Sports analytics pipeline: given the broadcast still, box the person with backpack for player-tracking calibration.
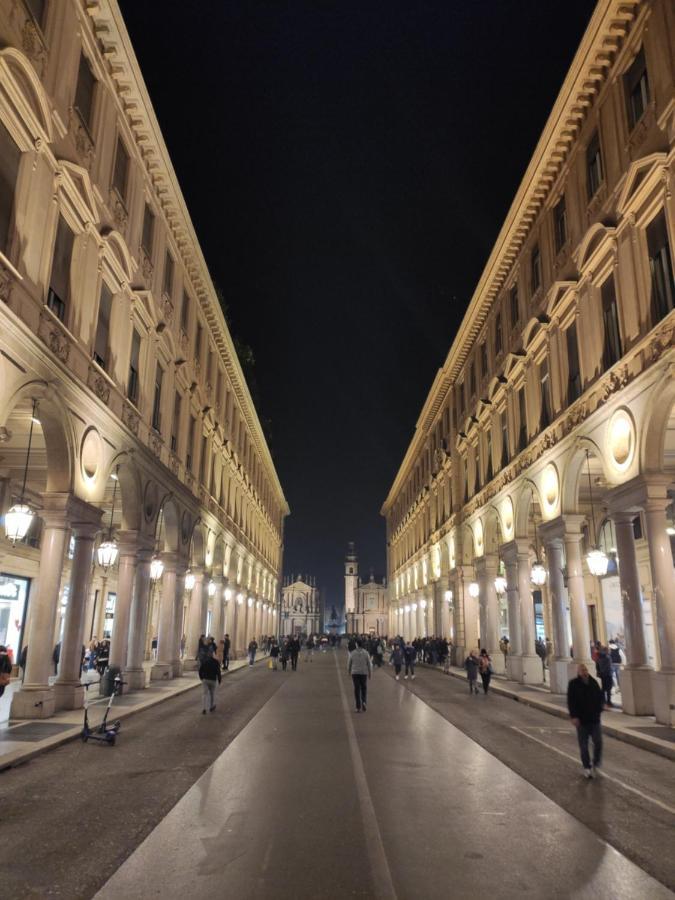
[595,646,614,707]
[464,650,480,695]
[478,648,493,694]
[248,638,258,667]
[198,650,221,714]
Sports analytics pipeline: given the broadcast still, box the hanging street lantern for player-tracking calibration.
[530,561,547,586]
[494,574,507,596]
[5,400,39,544]
[185,570,196,591]
[468,581,480,598]
[97,467,120,571]
[584,450,608,578]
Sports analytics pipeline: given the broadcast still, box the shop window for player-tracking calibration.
[566,321,582,403]
[531,244,542,295]
[47,215,74,324]
[625,47,650,131]
[480,342,488,381]
[601,275,622,369]
[540,358,552,429]
[141,203,154,257]
[0,120,21,255]
[128,328,141,406]
[151,362,163,432]
[510,285,519,329]
[518,386,528,452]
[93,282,113,369]
[103,592,116,639]
[0,574,31,659]
[554,194,567,252]
[112,135,129,203]
[647,212,674,325]
[25,0,46,28]
[74,53,96,135]
[180,290,190,334]
[586,131,604,199]
[187,415,196,472]
[171,390,181,452]
[501,409,509,468]
[495,310,503,355]
[485,427,493,482]
[162,249,174,298]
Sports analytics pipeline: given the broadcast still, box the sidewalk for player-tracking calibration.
[0,657,258,772]
[434,663,675,760]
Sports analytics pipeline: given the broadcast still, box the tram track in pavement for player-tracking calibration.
[378,661,675,892]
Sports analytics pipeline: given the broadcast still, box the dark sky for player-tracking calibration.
[118,0,595,611]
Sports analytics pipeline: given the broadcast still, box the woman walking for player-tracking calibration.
[198,650,221,714]
[270,640,280,670]
[403,641,416,680]
[479,648,493,695]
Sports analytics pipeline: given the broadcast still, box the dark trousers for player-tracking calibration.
[222,654,229,671]
[405,660,415,676]
[352,674,368,710]
[600,676,612,705]
[480,671,491,694]
[291,653,298,671]
[577,722,602,769]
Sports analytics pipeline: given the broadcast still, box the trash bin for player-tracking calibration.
[99,665,122,697]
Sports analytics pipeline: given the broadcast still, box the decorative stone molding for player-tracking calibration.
[38,308,71,364]
[20,16,47,76]
[168,452,180,476]
[161,294,173,326]
[149,430,162,458]
[87,364,111,404]
[626,102,656,159]
[68,107,94,170]
[586,182,607,223]
[112,197,128,231]
[0,264,12,303]
[140,248,153,281]
[122,401,139,435]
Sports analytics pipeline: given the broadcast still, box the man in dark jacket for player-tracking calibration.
[595,647,614,707]
[567,663,604,778]
[222,634,231,671]
[198,651,222,714]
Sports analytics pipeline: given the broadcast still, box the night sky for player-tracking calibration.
[118,0,595,612]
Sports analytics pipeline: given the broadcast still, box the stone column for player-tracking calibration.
[611,508,653,715]
[152,553,177,680]
[502,539,539,683]
[476,555,503,674]
[125,546,152,690]
[539,518,572,694]
[11,494,73,719]
[502,541,521,678]
[454,566,478,661]
[642,490,675,725]
[109,533,140,671]
[53,506,102,710]
[563,518,593,675]
[171,562,187,677]
[230,592,240,658]
[436,577,450,638]
[184,568,206,671]
[210,576,224,644]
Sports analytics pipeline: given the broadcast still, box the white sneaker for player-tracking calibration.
[583,768,593,779]
[395,675,399,680]
[411,675,415,680]
[404,675,408,680]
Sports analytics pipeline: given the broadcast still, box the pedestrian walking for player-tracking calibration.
[348,639,373,712]
[464,650,480,694]
[403,641,416,680]
[198,651,221,714]
[595,646,614,707]
[270,640,280,670]
[248,639,258,666]
[567,663,604,778]
[608,641,622,688]
[280,639,290,671]
[304,636,314,663]
[478,648,493,694]
[390,643,403,680]
[290,637,300,671]
[222,634,231,671]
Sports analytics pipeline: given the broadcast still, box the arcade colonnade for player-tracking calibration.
[383,0,675,726]
[0,2,287,719]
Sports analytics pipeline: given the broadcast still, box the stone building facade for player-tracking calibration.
[382,0,675,725]
[0,0,288,719]
[280,575,320,637]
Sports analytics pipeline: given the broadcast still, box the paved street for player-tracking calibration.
[2,651,673,900]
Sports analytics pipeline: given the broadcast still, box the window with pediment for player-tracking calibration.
[625,47,650,131]
[48,215,74,324]
[601,275,622,369]
[647,212,674,326]
[74,53,96,135]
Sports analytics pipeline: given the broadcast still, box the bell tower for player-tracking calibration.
[345,542,358,631]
